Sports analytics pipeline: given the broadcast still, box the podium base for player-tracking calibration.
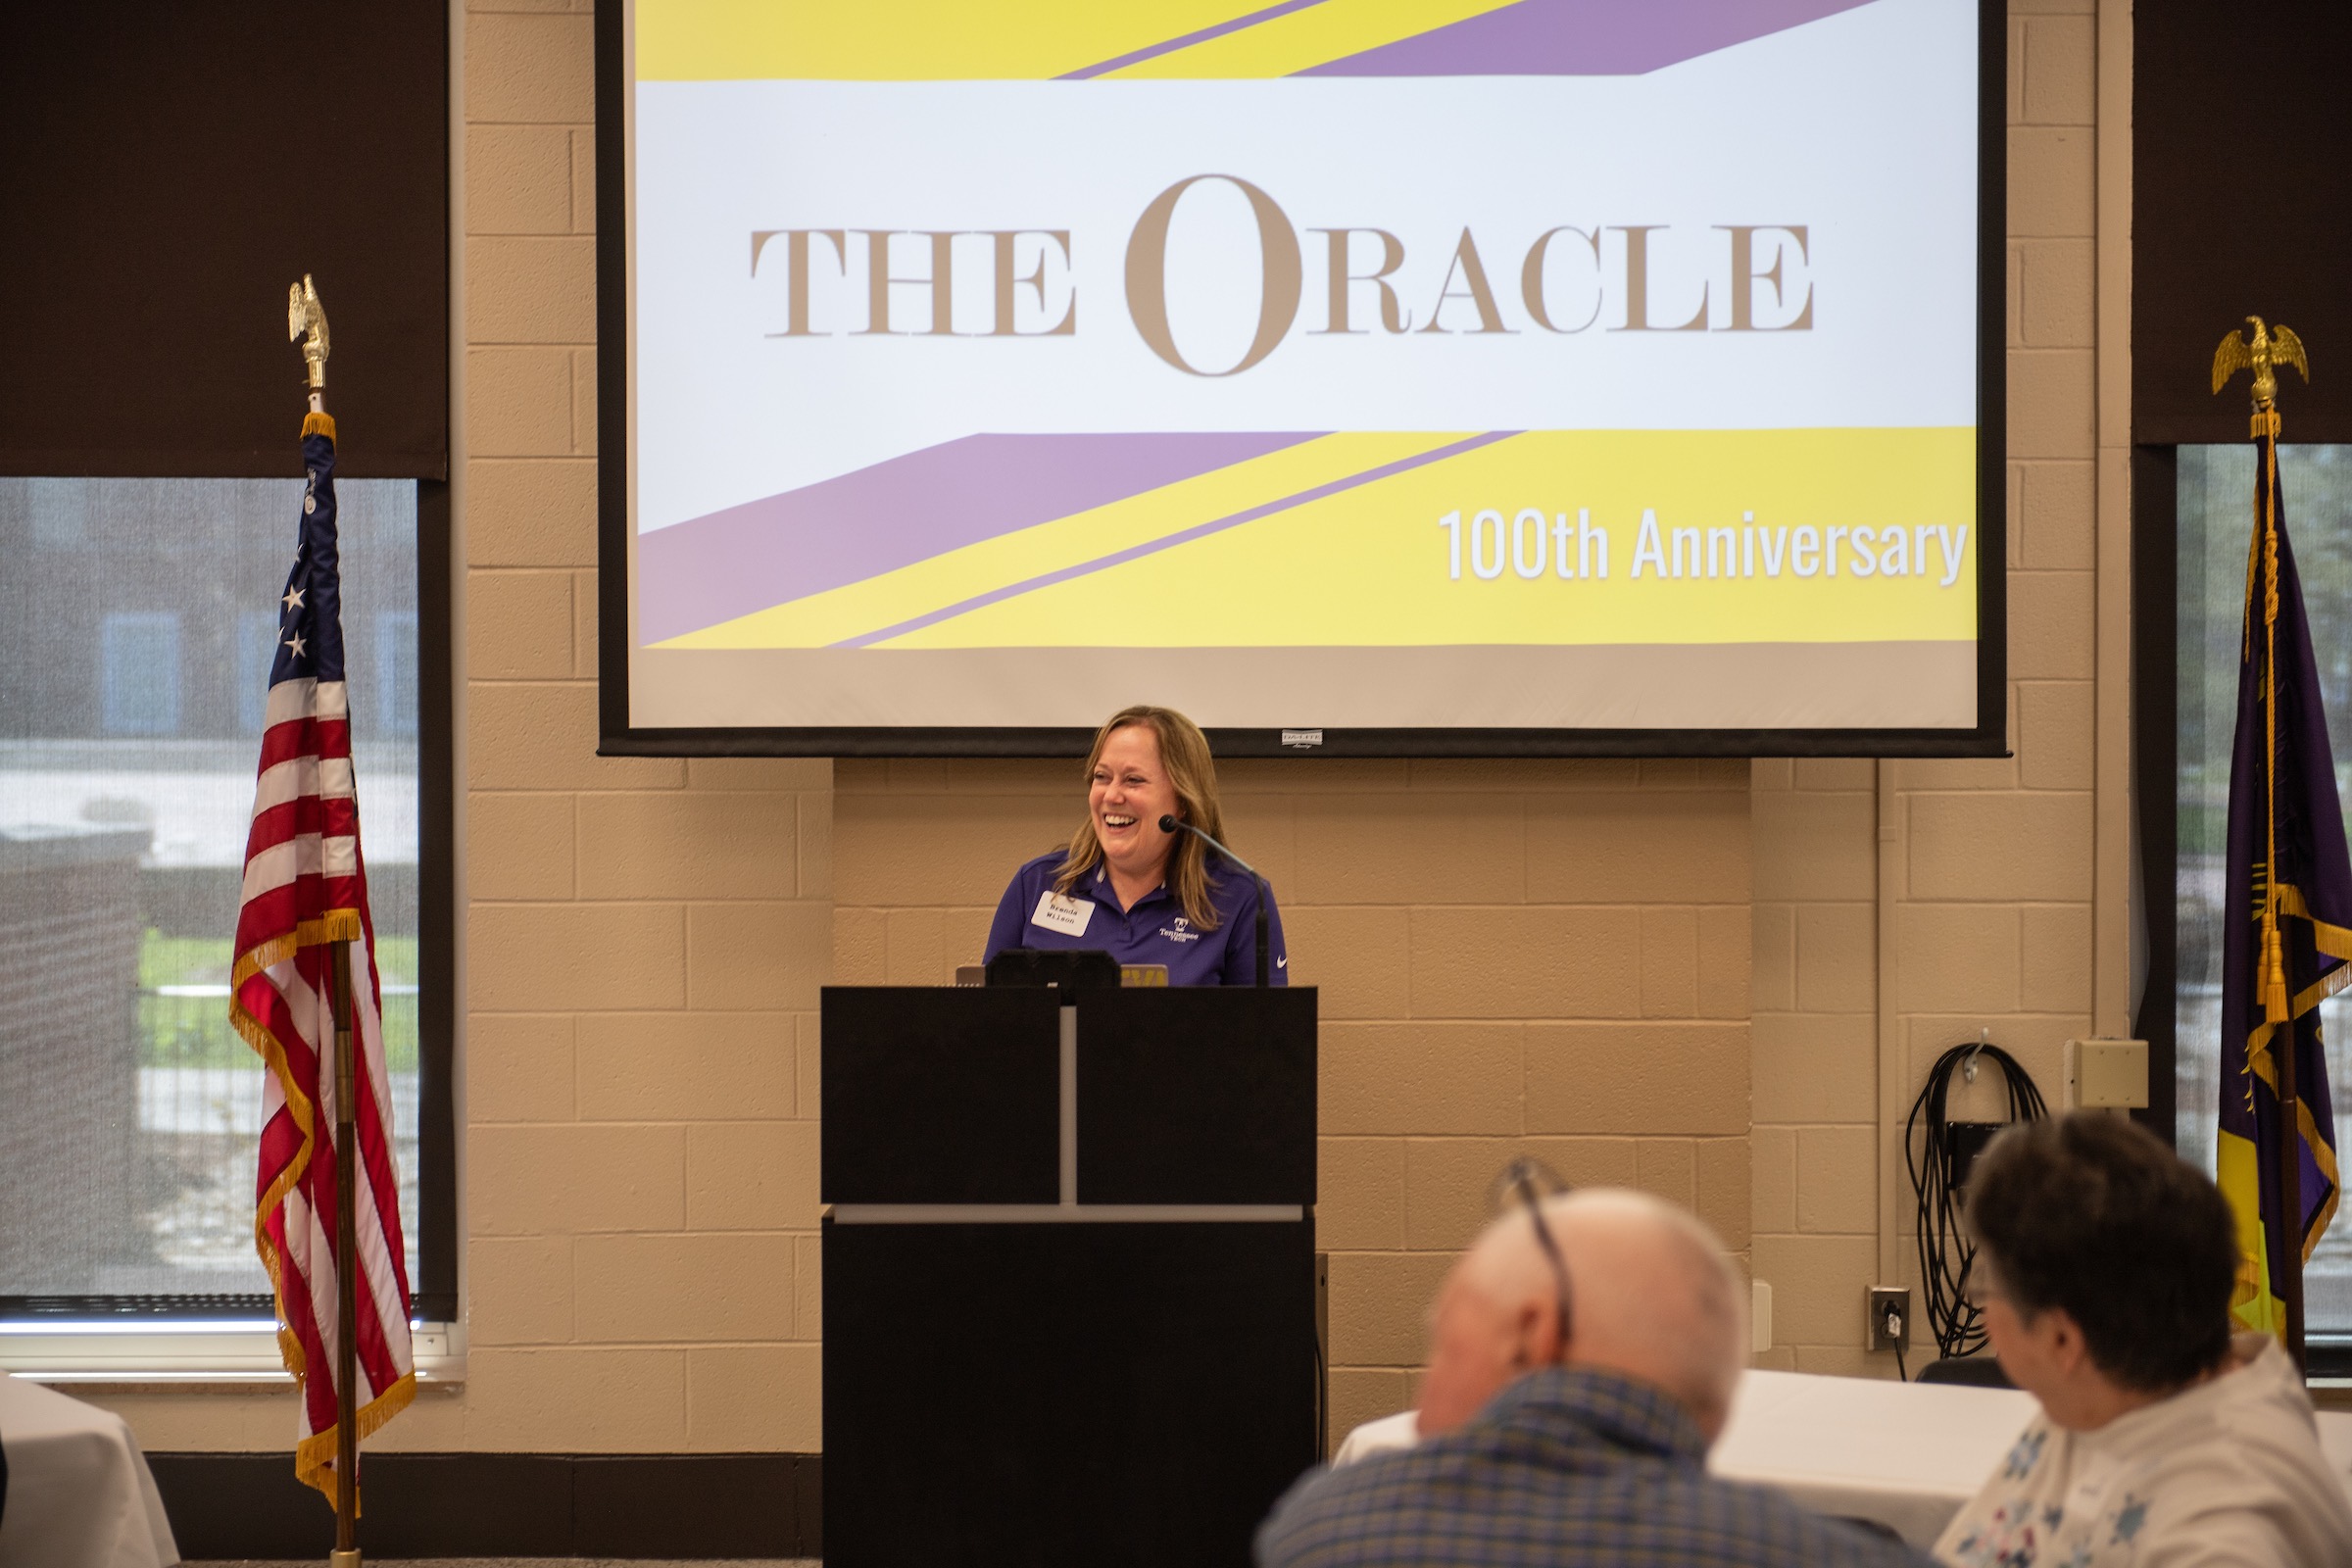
[824,1215,1316,1568]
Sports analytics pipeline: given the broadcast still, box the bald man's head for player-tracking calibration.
[1416,1189,1748,1444]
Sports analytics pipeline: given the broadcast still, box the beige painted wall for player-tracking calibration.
[78,0,2122,1456]
[1749,0,2114,1376]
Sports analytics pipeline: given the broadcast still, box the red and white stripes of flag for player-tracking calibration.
[229,407,415,1508]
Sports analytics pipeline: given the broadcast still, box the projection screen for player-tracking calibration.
[597,0,2004,757]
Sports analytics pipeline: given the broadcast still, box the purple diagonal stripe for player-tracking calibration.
[1296,0,1880,77]
[835,430,1517,649]
[640,431,1322,643]
[1055,0,1333,79]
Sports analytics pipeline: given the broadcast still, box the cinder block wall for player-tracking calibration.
[79,0,2118,1454]
[456,0,835,1450]
[1748,0,2107,1376]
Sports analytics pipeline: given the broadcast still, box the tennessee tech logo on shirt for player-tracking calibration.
[1159,916,1201,945]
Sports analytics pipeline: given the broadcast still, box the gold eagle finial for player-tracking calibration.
[2212,315,2309,411]
[287,274,329,393]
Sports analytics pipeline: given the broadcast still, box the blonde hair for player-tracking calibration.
[1054,705,1230,929]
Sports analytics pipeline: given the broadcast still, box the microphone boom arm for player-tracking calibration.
[1157,814,1272,987]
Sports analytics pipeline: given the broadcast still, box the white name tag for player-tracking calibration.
[1031,892,1095,937]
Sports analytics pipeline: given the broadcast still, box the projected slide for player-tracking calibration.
[617,0,1989,740]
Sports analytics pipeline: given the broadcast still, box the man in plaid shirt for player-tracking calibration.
[1256,1190,1929,1567]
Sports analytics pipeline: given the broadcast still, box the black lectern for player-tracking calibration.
[821,985,1319,1568]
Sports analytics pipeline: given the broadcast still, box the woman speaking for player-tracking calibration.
[983,706,1287,986]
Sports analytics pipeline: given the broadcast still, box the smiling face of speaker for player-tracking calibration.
[1090,722,1182,889]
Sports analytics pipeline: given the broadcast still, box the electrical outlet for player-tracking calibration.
[1867,1286,1912,1353]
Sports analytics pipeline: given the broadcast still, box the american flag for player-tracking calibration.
[228,410,415,1502]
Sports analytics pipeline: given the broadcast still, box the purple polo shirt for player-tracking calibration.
[983,851,1289,987]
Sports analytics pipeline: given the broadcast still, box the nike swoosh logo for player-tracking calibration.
[1276,956,1288,968]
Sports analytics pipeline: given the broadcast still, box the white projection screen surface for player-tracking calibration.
[599,0,2004,757]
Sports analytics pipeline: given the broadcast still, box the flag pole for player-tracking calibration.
[330,937,364,1566]
[2261,406,2309,1374]
[2278,1010,2307,1373]
[292,273,364,1565]
[2218,313,2317,1375]
[257,271,415,1552]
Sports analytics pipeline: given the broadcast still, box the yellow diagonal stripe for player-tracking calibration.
[638,0,1279,81]
[875,426,1977,648]
[1102,0,1519,79]
[658,433,1461,648]
[632,0,1518,81]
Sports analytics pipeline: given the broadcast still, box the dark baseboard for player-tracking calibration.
[149,1450,821,1560]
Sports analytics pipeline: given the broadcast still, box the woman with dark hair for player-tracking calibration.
[1934,1112,2352,1565]
[981,705,1286,986]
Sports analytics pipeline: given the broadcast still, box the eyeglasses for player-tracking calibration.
[1960,1253,2006,1311]
[1490,1157,1576,1362]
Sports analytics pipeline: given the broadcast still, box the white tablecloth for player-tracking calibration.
[1338,1369,2352,1550]
[1718,1370,2352,1546]
[1710,1370,2041,1545]
[0,1375,179,1568]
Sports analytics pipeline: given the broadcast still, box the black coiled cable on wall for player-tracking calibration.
[1905,1038,2049,1361]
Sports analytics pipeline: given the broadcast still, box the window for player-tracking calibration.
[2171,443,2352,1334]
[378,610,419,739]
[0,476,448,1320]
[237,609,278,736]
[100,612,181,736]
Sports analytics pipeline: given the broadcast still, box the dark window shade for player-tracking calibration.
[0,3,448,480]
[2134,0,2352,444]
